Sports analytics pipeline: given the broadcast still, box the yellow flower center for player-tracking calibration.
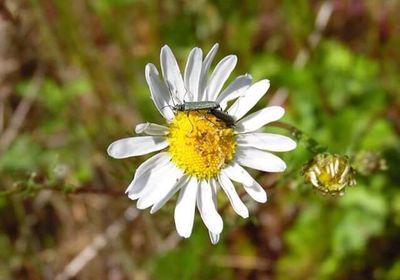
[167,110,236,179]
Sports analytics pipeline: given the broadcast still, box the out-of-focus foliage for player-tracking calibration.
[0,0,399,279]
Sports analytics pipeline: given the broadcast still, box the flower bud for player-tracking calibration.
[353,151,387,176]
[302,153,356,195]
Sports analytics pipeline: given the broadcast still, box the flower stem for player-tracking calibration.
[271,121,327,154]
[0,185,24,196]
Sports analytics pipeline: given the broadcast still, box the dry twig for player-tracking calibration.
[55,206,140,280]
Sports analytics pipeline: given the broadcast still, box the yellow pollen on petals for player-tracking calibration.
[167,110,236,179]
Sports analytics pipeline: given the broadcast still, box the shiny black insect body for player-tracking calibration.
[173,101,235,127]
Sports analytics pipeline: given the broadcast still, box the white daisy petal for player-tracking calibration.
[235,106,285,133]
[136,163,184,209]
[127,157,173,200]
[235,146,287,172]
[197,180,223,234]
[222,162,253,186]
[208,179,221,244]
[135,122,169,136]
[174,177,198,238]
[209,231,220,245]
[222,163,267,203]
[145,64,175,121]
[205,55,237,101]
[216,74,252,110]
[237,133,297,152]
[150,175,189,214]
[184,47,203,101]
[160,45,186,102]
[218,173,249,218]
[243,178,267,203]
[227,79,270,120]
[107,136,168,159]
[199,43,219,100]
[210,178,219,205]
[125,152,171,194]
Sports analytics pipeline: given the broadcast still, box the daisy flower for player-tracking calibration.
[107,44,296,244]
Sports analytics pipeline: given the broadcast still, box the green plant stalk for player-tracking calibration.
[271,121,327,154]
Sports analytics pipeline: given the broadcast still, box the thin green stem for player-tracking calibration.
[346,110,382,156]
[0,185,24,196]
[270,121,327,154]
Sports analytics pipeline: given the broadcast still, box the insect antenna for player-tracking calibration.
[156,81,181,117]
[165,80,179,107]
[182,86,194,102]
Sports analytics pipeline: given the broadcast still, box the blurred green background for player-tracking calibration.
[1,0,400,279]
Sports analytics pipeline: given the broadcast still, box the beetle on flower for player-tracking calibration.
[107,44,296,244]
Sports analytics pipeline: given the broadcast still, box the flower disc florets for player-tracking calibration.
[168,110,236,179]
